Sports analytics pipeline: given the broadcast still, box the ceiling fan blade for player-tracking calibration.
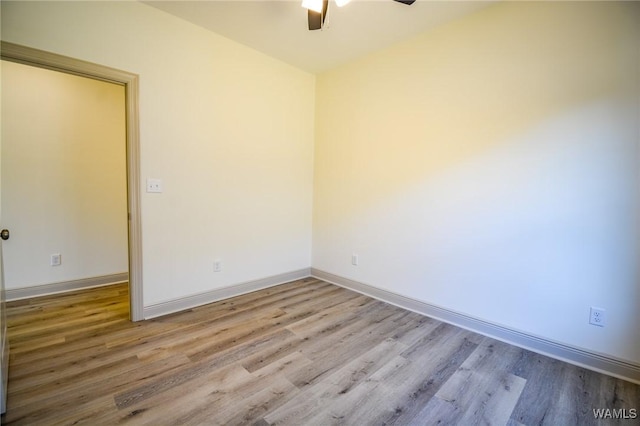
[392,0,416,4]
[308,0,329,30]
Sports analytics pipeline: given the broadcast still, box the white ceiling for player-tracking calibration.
[144,0,495,73]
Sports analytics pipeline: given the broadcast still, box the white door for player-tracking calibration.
[0,227,7,416]
[0,98,8,414]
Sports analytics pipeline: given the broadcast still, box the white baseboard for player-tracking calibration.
[311,268,640,385]
[6,273,129,301]
[143,268,312,319]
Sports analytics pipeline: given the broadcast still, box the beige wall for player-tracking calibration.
[1,60,128,288]
[1,1,315,306]
[313,1,640,364]
[2,0,638,368]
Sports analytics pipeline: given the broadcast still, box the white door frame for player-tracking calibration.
[1,41,143,321]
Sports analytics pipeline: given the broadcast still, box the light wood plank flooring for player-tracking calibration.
[1,278,638,425]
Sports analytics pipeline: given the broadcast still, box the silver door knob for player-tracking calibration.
[0,229,9,241]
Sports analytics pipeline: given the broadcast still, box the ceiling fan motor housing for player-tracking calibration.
[308,0,415,31]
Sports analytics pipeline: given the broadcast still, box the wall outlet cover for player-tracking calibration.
[50,253,62,266]
[589,307,606,327]
[146,178,163,193]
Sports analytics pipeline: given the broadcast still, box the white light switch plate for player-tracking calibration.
[146,178,163,193]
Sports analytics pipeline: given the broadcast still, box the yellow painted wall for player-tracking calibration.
[313,1,640,364]
[1,1,315,305]
[2,0,638,366]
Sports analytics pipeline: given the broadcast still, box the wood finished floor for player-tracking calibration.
[1,279,638,425]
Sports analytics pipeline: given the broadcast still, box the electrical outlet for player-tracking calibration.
[146,178,163,193]
[589,307,606,327]
[214,259,222,273]
[50,253,62,266]
[351,254,359,266]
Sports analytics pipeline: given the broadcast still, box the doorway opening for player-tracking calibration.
[1,42,143,321]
